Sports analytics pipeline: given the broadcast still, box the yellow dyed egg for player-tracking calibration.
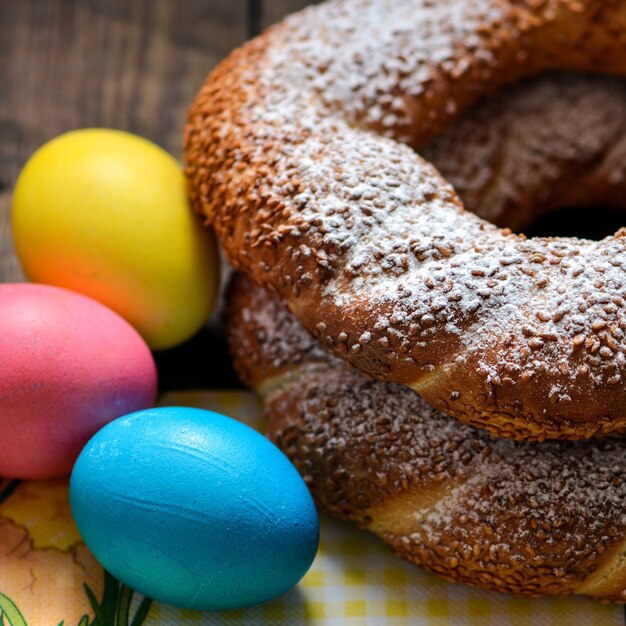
[12,129,219,350]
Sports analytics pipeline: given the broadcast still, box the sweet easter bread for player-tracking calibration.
[225,272,626,601]
[185,0,626,441]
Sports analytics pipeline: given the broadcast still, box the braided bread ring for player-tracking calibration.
[185,0,626,440]
[225,272,626,601]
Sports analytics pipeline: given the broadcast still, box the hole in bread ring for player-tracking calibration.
[185,0,626,440]
[420,73,626,236]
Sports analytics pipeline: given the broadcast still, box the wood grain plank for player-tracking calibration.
[0,0,246,282]
[260,0,320,30]
[248,0,263,37]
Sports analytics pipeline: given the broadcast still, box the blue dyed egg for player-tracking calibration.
[70,407,319,610]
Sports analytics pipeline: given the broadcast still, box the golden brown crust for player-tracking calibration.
[225,272,626,601]
[186,0,626,440]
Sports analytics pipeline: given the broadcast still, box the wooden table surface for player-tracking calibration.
[0,0,316,389]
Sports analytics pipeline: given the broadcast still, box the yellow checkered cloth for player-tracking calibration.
[0,390,623,626]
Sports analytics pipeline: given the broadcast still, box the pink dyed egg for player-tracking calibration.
[0,283,157,478]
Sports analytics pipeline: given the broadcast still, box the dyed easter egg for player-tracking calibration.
[70,407,319,610]
[12,129,219,350]
[0,283,157,478]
